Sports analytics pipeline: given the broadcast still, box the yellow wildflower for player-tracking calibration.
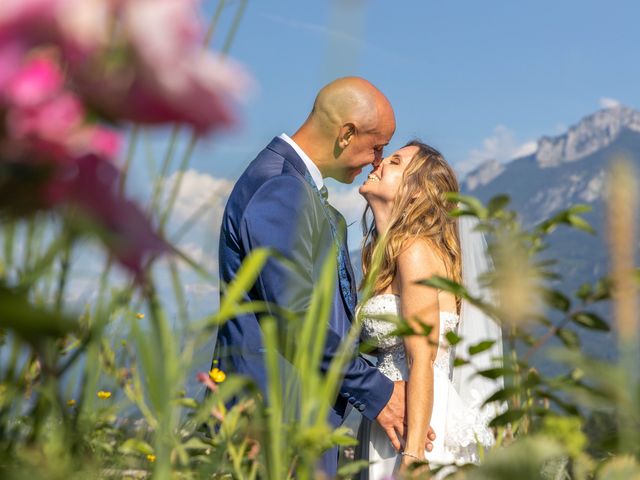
[97,390,112,399]
[209,367,226,383]
[67,399,76,407]
[146,454,156,463]
[136,313,145,319]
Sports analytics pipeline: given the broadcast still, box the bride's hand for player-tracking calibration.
[425,425,436,451]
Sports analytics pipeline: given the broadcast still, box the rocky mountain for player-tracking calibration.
[462,105,640,365]
[463,105,640,274]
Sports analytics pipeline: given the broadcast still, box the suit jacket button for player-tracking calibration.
[348,396,356,404]
[357,404,366,412]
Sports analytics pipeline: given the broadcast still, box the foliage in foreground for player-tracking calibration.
[2,161,640,479]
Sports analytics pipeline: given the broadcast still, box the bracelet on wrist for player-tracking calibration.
[400,450,423,461]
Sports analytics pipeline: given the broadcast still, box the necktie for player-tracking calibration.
[319,185,329,202]
[317,185,356,314]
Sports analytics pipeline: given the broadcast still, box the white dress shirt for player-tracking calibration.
[279,133,324,189]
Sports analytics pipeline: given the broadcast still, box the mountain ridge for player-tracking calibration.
[463,105,640,192]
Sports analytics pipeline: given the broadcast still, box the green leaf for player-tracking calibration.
[330,428,359,447]
[542,288,571,312]
[568,204,592,215]
[592,278,612,301]
[175,397,199,409]
[119,439,154,456]
[337,460,370,477]
[556,327,580,349]
[445,193,488,219]
[489,409,525,427]
[417,275,468,298]
[0,286,78,340]
[570,311,609,331]
[567,214,595,234]
[453,358,469,367]
[483,386,520,405]
[468,340,496,356]
[182,437,213,451]
[445,331,462,346]
[575,283,593,301]
[487,195,511,216]
[216,248,272,322]
[477,367,514,379]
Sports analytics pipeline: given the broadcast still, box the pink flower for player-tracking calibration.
[86,126,121,159]
[6,55,64,107]
[0,40,26,92]
[197,372,219,392]
[0,0,109,58]
[75,0,250,133]
[8,92,84,143]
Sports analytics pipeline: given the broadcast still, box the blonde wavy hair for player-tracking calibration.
[361,140,461,300]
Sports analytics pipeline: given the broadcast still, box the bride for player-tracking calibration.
[356,140,504,478]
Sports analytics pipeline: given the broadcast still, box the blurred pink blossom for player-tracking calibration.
[86,127,121,159]
[196,372,219,392]
[0,0,251,278]
[0,41,27,91]
[1,0,250,133]
[80,0,250,133]
[8,93,84,142]
[0,0,109,57]
[5,55,64,107]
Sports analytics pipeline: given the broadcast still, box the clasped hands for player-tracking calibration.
[375,380,436,453]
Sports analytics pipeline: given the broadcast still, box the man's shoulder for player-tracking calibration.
[226,141,312,217]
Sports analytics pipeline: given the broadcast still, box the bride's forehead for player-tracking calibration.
[391,145,419,161]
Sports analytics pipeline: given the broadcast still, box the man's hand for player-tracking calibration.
[375,381,406,451]
[375,381,437,452]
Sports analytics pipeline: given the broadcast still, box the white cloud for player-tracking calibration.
[178,242,218,272]
[457,125,537,174]
[163,169,234,226]
[185,283,218,296]
[512,140,538,159]
[599,97,621,109]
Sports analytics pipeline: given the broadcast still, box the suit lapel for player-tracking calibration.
[266,137,357,317]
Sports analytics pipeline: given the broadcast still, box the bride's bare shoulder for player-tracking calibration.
[396,237,446,280]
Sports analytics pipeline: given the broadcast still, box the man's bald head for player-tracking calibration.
[309,77,394,134]
[293,77,396,184]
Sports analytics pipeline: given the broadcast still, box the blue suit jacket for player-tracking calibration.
[214,137,393,426]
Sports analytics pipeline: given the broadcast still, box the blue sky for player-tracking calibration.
[185,0,640,182]
[127,0,640,255]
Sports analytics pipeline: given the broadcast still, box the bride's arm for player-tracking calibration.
[397,239,443,463]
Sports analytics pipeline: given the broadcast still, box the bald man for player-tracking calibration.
[212,78,428,475]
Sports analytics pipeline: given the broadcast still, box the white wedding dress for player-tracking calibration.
[357,293,496,479]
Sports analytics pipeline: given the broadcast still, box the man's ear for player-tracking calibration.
[337,123,356,149]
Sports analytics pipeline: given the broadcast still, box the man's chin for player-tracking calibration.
[344,169,363,184]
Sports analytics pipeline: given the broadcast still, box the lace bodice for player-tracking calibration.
[360,294,459,381]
